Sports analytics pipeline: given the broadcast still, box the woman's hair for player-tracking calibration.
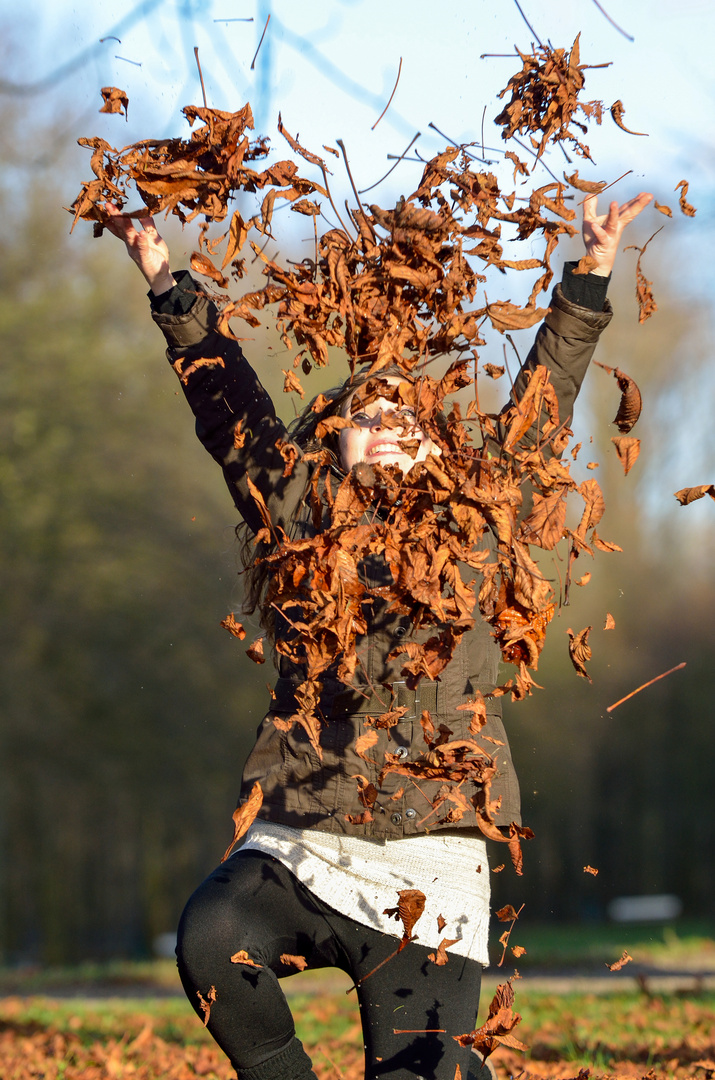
[236,364,442,638]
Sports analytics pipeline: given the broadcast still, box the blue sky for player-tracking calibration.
[6,0,714,202]
[3,0,714,525]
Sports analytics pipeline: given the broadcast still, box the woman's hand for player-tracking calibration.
[582,191,653,277]
[103,203,176,296]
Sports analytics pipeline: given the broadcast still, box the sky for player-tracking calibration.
[5,0,714,203]
[2,0,714,525]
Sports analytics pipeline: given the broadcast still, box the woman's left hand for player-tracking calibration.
[582,192,653,277]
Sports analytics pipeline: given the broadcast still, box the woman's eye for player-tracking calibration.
[352,411,369,422]
[397,409,416,421]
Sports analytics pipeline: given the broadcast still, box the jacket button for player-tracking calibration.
[394,746,409,760]
[405,808,417,820]
[390,812,403,825]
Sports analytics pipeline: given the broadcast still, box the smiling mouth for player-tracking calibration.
[366,442,408,457]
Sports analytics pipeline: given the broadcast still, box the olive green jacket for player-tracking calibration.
[152,276,612,840]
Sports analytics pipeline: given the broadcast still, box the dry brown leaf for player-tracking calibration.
[246,636,266,664]
[221,781,263,862]
[611,435,640,475]
[674,485,715,505]
[584,865,599,875]
[99,86,129,119]
[280,953,308,970]
[675,179,697,217]
[604,612,615,630]
[428,937,460,966]
[608,950,633,971]
[190,251,229,289]
[610,100,648,136]
[196,985,217,1026]
[220,613,246,639]
[230,950,263,967]
[567,625,592,682]
[483,364,505,379]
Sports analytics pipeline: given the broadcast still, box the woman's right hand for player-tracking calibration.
[103,203,176,297]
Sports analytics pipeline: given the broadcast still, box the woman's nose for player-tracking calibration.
[369,411,384,431]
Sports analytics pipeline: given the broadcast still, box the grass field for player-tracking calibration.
[0,922,713,1079]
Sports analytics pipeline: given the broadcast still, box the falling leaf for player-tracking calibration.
[220,613,246,639]
[196,985,217,1026]
[511,945,527,958]
[595,361,642,432]
[383,889,426,946]
[563,170,606,193]
[584,865,599,875]
[610,100,648,136]
[190,252,229,289]
[491,864,506,874]
[230,950,263,967]
[282,368,305,398]
[246,637,266,664]
[567,625,593,682]
[575,572,591,587]
[437,914,447,933]
[483,364,505,379]
[611,436,640,475]
[608,950,633,971]
[675,179,697,217]
[495,904,521,922]
[654,201,672,217]
[604,613,615,630]
[428,937,460,965]
[99,86,129,119]
[280,954,308,970]
[674,485,715,506]
[221,782,263,862]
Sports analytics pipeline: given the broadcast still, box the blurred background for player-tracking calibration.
[1,0,713,965]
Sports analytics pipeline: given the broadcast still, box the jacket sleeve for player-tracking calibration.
[150,275,311,538]
[495,277,613,458]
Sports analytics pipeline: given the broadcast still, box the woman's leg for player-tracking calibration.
[176,850,347,1080]
[317,906,484,1080]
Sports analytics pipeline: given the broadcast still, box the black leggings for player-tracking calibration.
[177,849,485,1080]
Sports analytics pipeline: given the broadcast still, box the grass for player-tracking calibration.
[0,923,713,1078]
[1,985,714,1078]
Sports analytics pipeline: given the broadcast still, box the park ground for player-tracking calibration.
[0,922,713,1079]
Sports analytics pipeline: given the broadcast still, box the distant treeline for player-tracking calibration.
[1,155,714,963]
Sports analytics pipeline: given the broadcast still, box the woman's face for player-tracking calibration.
[338,375,440,473]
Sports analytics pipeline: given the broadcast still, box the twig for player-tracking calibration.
[576,169,634,205]
[513,0,543,46]
[372,57,403,130]
[393,1029,447,1034]
[606,663,686,713]
[358,132,421,194]
[336,139,377,241]
[428,122,491,165]
[115,56,141,67]
[213,17,254,22]
[590,0,635,41]
[250,13,270,70]
[194,47,207,109]
[497,902,525,967]
[480,105,487,161]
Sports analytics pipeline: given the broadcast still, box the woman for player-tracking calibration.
[105,189,651,1080]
